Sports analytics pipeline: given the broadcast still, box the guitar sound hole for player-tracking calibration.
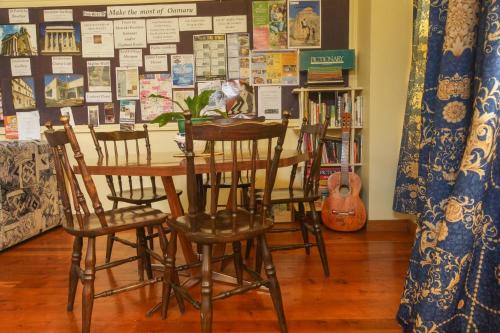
[339,185,350,196]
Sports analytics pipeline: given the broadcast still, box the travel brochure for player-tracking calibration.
[250,50,299,86]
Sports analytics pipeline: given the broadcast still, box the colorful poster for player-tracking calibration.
[0,24,38,56]
[11,77,36,110]
[193,34,226,81]
[222,80,255,115]
[139,74,173,121]
[44,74,84,107]
[227,33,250,80]
[171,54,195,88]
[113,19,146,49]
[288,0,321,48]
[197,80,226,116]
[119,100,136,131]
[252,1,287,50]
[87,60,111,91]
[4,115,18,139]
[81,21,115,58]
[172,89,194,113]
[116,67,139,100]
[39,23,81,55]
[250,50,299,86]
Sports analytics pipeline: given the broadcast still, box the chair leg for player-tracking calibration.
[244,239,253,260]
[255,237,263,274]
[161,229,178,319]
[146,225,155,250]
[309,202,330,277]
[136,229,145,282]
[67,236,83,311]
[105,201,119,263]
[232,241,243,285]
[260,235,287,333]
[298,203,310,255]
[82,237,96,333]
[201,244,213,333]
[137,227,153,280]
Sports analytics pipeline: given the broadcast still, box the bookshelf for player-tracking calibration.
[292,86,365,207]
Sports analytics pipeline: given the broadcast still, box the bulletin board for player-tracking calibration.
[0,0,349,126]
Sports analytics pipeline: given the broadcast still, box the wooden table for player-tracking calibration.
[75,150,309,269]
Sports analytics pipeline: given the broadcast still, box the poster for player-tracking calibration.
[213,15,247,34]
[44,74,85,107]
[197,80,226,115]
[10,58,31,76]
[0,24,38,56]
[146,18,179,44]
[252,1,287,49]
[258,86,282,119]
[150,44,177,55]
[39,23,81,55]
[288,0,321,48]
[52,56,73,74]
[193,34,226,81]
[104,102,115,123]
[4,115,18,139]
[227,33,250,80]
[222,80,255,115]
[250,50,299,86]
[171,54,195,88]
[17,110,41,140]
[87,105,99,126]
[139,74,173,121]
[119,49,143,67]
[116,67,139,100]
[119,100,136,131]
[87,60,111,91]
[144,55,168,72]
[172,89,194,113]
[179,17,212,31]
[11,77,36,110]
[81,21,115,58]
[113,19,146,49]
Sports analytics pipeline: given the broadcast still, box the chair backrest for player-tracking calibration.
[184,111,290,229]
[289,113,330,196]
[88,124,157,197]
[44,116,107,229]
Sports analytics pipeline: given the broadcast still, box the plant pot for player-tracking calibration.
[177,117,212,134]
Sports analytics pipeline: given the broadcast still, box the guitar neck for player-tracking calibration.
[341,131,350,186]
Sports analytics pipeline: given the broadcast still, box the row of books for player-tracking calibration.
[303,93,364,128]
[319,136,362,164]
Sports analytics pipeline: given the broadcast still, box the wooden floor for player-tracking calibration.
[0,221,413,333]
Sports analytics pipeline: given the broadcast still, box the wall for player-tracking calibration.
[0,0,415,220]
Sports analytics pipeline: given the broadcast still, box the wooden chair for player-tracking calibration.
[45,117,184,333]
[161,112,290,333]
[249,114,331,277]
[88,124,182,263]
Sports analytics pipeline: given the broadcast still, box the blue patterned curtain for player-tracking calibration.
[394,0,499,331]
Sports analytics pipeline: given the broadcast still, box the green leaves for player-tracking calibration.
[150,112,184,127]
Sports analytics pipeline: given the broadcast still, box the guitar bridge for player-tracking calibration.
[331,210,355,216]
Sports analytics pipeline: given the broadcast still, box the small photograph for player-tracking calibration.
[87,105,99,127]
[44,74,84,108]
[39,22,81,55]
[104,102,115,123]
[0,24,38,56]
[87,60,111,92]
[11,77,36,110]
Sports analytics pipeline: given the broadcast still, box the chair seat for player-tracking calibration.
[257,188,321,204]
[63,206,168,237]
[167,209,273,244]
[107,187,181,205]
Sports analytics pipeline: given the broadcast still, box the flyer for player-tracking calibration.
[288,0,321,48]
[119,49,142,67]
[252,1,288,49]
[213,15,247,34]
[222,80,255,115]
[17,111,41,140]
[81,21,115,58]
[172,89,194,113]
[116,67,139,100]
[119,100,136,131]
[193,34,227,81]
[250,50,299,86]
[139,73,172,121]
[52,56,73,74]
[146,18,179,44]
[87,105,100,126]
[226,33,250,80]
[104,102,115,123]
[10,58,31,76]
[179,17,212,31]
[258,86,282,119]
[8,9,29,24]
[87,60,111,91]
[4,115,18,139]
[150,44,177,55]
[171,54,195,88]
[113,19,147,49]
[144,55,168,72]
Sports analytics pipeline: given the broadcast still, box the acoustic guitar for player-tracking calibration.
[321,112,366,231]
